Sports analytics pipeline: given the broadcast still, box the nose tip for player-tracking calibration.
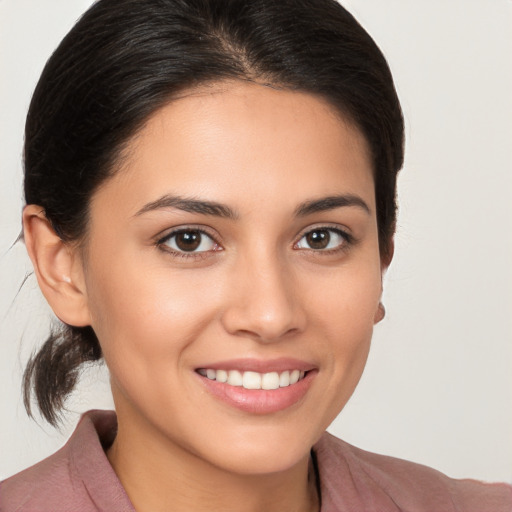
[229,310,302,342]
[220,266,305,343]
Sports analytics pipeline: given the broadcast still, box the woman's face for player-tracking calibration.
[81,81,384,475]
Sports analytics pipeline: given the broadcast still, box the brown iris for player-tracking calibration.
[175,231,202,251]
[305,229,331,249]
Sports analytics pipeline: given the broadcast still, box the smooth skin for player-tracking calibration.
[23,81,387,512]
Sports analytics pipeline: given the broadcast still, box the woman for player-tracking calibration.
[1,0,510,510]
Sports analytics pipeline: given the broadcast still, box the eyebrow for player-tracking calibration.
[134,194,238,219]
[134,193,370,219]
[295,194,371,217]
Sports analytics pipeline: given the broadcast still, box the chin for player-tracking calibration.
[193,424,321,476]
[213,445,310,476]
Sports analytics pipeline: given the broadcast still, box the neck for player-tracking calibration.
[107,406,319,512]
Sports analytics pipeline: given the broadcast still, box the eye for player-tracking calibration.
[160,229,220,254]
[295,227,348,251]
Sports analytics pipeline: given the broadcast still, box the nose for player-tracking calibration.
[220,252,306,343]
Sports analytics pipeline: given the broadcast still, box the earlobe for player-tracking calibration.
[382,237,395,270]
[22,205,91,327]
[374,237,394,325]
[373,302,385,324]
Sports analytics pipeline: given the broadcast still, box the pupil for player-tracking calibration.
[307,230,330,249]
[176,231,201,251]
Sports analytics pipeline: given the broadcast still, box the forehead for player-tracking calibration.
[92,80,375,217]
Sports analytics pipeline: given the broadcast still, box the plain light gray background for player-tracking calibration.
[1,0,511,482]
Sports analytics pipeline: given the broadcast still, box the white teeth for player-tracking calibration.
[261,372,280,390]
[216,369,228,383]
[227,370,243,386]
[279,370,290,387]
[289,369,300,385]
[200,368,306,389]
[243,371,261,389]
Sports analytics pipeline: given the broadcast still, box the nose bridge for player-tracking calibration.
[221,245,303,341]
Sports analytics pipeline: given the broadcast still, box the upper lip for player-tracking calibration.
[195,358,316,373]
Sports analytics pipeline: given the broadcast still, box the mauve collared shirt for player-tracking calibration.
[1,410,511,511]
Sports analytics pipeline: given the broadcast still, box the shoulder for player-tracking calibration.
[1,442,80,511]
[314,432,512,512]
[0,410,133,512]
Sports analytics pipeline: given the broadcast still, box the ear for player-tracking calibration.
[373,302,385,324]
[374,237,394,324]
[23,205,91,327]
[381,237,395,271]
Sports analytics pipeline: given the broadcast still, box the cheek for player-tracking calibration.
[85,265,222,419]
[84,250,222,375]
[305,259,381,405]
[306,255,382,334]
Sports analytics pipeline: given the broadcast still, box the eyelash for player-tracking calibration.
[294,225,354,255]
[156,225,354,260]
[156,227,221,260]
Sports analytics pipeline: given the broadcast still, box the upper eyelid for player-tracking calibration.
[295,223,352,241]
[293,226,356,253]
[156,225,220,244]
[156,227,222,259]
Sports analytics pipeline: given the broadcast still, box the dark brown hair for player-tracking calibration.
[23,0,404,425]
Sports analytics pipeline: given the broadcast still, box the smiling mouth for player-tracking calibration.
[197,369,307,390]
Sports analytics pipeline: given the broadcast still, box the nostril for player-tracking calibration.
[219,274,306,341]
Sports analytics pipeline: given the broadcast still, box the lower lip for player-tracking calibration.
[197,371,316,414]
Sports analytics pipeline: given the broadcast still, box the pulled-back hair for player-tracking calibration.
[23,0,404,425]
